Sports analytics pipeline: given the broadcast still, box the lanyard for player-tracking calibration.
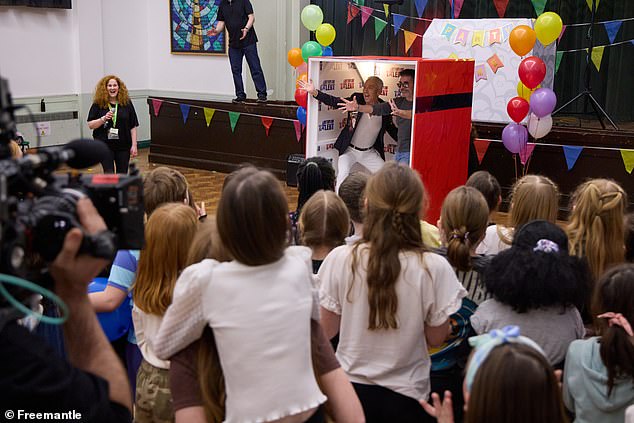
[109,103,118,128]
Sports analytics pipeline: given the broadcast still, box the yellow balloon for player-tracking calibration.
[517,81,540,102]
[316,23,336,47]
[534,12,563,46]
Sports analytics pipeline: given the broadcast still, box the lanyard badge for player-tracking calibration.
[109,103,119,128]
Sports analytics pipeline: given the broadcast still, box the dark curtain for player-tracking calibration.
[0,0,71,8]
[312,0,634,123]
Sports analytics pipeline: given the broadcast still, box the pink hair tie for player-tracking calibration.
[597,312,634,337]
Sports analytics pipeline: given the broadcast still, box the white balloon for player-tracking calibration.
[527,113,553,139]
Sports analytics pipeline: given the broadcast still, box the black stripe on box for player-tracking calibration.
[415,92,473,114]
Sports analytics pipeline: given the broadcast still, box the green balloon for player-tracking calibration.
[301,41,323,62]
[301,5,324,31]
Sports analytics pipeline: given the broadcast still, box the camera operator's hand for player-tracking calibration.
[50,198,109,300]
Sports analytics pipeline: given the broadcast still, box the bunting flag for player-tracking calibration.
[347,4,359,24]
[403,30,418,54]
[228,111,240,133]
[621,150,634,174]
[519,143,536,165]
[563,146,583,170]
[530,0,547,16]
[474,64,487,81]
[451,0,465,18]
[473,139,491,164]
[414,0,428,18]
[501,23,513,41]
[487,54,504,73]
[590,46,605,71]
[354,0,365,5]
[261,116,273,136]
[586,0,600,11]
[454,28,469,46]
[492,0,509,18]
[151,99,164,117]
[604,21,622,44]
[441,23,457,40]
[555,51,564,73]
[203,107,216,127]
[558,25,567,43]
[293,120,302,143]
[472,30,485,47]
[360,6,373,27]
[383,4,389,17]
[392,13,406,35]
[179,104,190,124]
[374,17,388,40]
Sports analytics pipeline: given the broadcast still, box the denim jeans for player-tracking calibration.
[228,42,267,99]
[394,151,411,165]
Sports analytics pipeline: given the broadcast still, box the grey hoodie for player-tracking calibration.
[563,337,634,423]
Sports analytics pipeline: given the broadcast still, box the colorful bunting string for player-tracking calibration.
[374,17,388,40]
[414,0,428,18]
[492,0,509,18]
[228,112,240,133]
[604,21,622,44]
[621,150,634,174]
[451,0,465,19]
[360,6,373,27]
[151,99,163,117]
[473,139,491,164]
[392,13,406,35]
[530,0,547,16]
[586,0,600,12]
[261,116,273,136]
[555,51,564,73]
[179,104,190,124]
[293,120,303,143]
[404,30,419,53]
[519,143,536,166]
[590,46,605,72]
[563,146,583,171]
[203,107,216,127]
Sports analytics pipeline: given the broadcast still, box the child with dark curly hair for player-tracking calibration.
[471,220,590,367]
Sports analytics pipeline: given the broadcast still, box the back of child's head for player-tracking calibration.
[592,263,634,395]
[186,216,230,266]
[625,213,634,262]
[296,157,336,212]
[299,190,349,251]
[441,186,489,271]
[134,203,198,315]
[217,167,288,266]
[485,220,589,313]
[466,171,501,214]
[338,172,368,224]
[143,166,189,216]
[467,340,567,423]
[508,174,559,229]
[568,178,627,280]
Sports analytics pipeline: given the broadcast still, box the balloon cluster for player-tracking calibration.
[503,12,563,154]
[288,5,337,125]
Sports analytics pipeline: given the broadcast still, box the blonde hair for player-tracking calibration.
[500,175,559,244]
[567,178,627,280]
[133,203,198,315]
[441,186,489,271]
[9,140,23,158]
[143,166,189,216]
[92,75,130,108]
[299,190,350,251]
[352,162,426,330]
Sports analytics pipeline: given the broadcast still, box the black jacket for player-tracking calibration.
[314,91,398,160]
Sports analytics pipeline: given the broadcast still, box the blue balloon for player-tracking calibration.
[322,46,333,56]
[88,277,132,341]
[296,106,307,125]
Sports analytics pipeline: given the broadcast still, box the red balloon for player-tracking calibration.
[294,88,308,108]
[518,56,546,90]
[507,96,530,123]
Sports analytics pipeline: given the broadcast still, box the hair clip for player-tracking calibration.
[597,312,634,336]
[533,239,559,254]
[450,231,470,241]
[306,161,319,168]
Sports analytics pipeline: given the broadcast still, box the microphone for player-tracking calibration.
[20,139,109,171]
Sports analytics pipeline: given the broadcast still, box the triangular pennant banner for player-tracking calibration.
[151,99,163,117]
[260,116,273,136]
[563,146,583,171]
[347,4,360,24]
[374,17,388,40]
[403,30,418,54]
[203,107,216,127]
[591,46,605,72]
[414,0,428,18]
[179,104,190,124]
[530,0,547,16]
[603,21,622,44]
[392,14,406,35]
[228,111,240,133]
[520,143,536,165]
[621,150,634,174]
[355,0,365,5]
[383,4,389,17]
[293,120,302,143]
[558,25,567,43]
[492,0,509,17]
[555,51,564,73]
[473,139,491,164]
[586,0,600,11]
[451,0,465,18]
[360,6,373,27]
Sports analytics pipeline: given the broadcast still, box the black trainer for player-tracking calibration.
[232,97,246,104]
[257,97,268,103]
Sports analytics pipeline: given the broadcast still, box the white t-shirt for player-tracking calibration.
[133,308,169,369]
[318,244,467,400]
[475,224,512,255]
[153,247,326,423]
[350,113,382,149]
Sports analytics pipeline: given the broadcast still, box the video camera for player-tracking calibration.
[0,76,144,285]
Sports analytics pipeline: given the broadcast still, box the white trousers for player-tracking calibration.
[336,147,385,192]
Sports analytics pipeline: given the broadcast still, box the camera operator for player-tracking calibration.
[0,198,132,422]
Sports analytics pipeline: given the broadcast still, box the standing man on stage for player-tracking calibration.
[211,0,268,103]
[339,69,415,164]
[299,77,397,190]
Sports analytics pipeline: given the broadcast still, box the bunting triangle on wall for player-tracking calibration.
[558,25,567,43]
[590,46,605,71]
[563,146,583,170]
[180,104,190,124]
[293,120,303,143]
[621,150,634,174]
[604,21,622,44]
[151,99,163,117]
[586,0,600,12]
[530,0,547,16]
[228,111,240,133]
[393,14,406,35]
[203,107,216,127]
[261,117,273,136]
[555,51,564,73]
[492,0,509,18]
[473,139,491,164]
[451,0,465,18]
[519,143,536,165]
[360,6,373,27]
[347,4,359,24]
[414,0,428,18]
[383,4,389,17]
[403,30,418,54]
[374,17,387,40]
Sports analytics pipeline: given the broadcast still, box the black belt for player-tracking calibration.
[350,144,373,152]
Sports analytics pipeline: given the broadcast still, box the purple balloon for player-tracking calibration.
[502,123,528,154]
[529,88,557,118]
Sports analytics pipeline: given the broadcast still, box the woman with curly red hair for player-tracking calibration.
[87,75,139,174]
